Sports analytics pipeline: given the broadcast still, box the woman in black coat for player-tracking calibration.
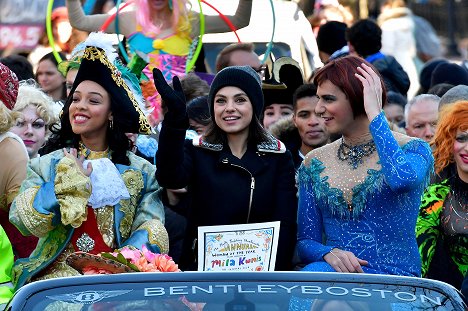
[153,66,298,271]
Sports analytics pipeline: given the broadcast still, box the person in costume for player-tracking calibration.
[0,64,33,260]
[261,57,304,131]
[153,66,297,271]
[297,55,433,276]
[416,101,467,290]
[9,33,168,290]
[10,81,57,159]
[66,0,252,81]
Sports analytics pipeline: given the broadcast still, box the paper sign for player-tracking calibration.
[197,221,280,272]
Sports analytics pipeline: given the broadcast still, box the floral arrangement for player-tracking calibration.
[81,246,180,275]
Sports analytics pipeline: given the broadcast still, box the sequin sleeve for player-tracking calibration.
[296,163,335,263]
[369,112,433,192]
[416,181,449,276]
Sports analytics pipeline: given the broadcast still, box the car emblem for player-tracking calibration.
[47,290,132,304]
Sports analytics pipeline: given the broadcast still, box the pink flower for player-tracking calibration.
[102,247,180,273]
[142,245,157,262]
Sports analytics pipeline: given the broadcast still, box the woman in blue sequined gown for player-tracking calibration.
[297,56,433,276]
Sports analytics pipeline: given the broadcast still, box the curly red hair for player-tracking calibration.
[432,100,468,174]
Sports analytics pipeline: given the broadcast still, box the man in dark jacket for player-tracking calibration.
[346,19,410,97]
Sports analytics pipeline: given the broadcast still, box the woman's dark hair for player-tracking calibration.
[204,114,269,147]
[313,55,387,118]
[37,51,68,101]
[187,95,211,126]
[41,95,132,165]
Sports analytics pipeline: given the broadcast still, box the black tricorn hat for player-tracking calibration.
[262,57,304,107]
[68,33,151,134]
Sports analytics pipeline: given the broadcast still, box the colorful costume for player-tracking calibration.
[9,148,167,290]
[297,113,433,276]
[416,165,468,287]
[66,0,253,79]
[128,27,191,83]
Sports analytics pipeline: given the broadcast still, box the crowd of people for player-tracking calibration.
[0,0,467,308]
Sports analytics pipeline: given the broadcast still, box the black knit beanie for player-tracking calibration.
[208,66,264,119]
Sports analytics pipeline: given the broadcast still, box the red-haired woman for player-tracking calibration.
[417,101,467,289]
[297,55,433,276]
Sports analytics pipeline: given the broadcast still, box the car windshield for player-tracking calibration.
[20,280,457,311]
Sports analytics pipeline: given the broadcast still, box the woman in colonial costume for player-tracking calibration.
[9,33,168,290]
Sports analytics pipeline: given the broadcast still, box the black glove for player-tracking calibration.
[153,68,188,129]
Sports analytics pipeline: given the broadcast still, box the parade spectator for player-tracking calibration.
[439,85,468,110]
[0,64,30,259]
[262,57,304,131]
[378,0,419,97]
[28,6,87,71]
[430,62,468,90]
[413,15,442,64]
[154,65,298,271]
[346,19,410,98]
[36,52,68,115]
[384,91,406,125]
[10,81,57,158]
[10,33,168,290]
[0,55,35,81]
[405,94,440,143]
[316,21,348,64]
[417,58,448,95]
[307,0,353,36]
[187,95,210,135]
[297,56,433,276]
[270,83,330,169]
[215,42,262,73]
[427,83,454,98]
[416,101,467,290]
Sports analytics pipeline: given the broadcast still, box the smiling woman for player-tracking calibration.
[153,65,298,271]
[9,33,168,291]
[297,56,434,276]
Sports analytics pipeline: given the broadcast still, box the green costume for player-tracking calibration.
[416,165,468,286]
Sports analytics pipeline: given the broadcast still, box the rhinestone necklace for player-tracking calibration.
[337,138,376,169]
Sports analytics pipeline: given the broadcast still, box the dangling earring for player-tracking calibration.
[109,119,113,130]
[168,0,173,11]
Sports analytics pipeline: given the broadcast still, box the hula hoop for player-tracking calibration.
[114,0,131,63]
[99,0,133,31]
[46,0,63,63]
[262,0,276,63]
[200,0,240,42]
[186,0,205,73]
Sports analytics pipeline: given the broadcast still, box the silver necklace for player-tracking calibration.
[337,138,376,169]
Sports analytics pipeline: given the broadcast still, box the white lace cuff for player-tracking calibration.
[83,158,130,208]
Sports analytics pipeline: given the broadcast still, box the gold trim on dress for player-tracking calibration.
[119,170,144,239]
[15,187,54,237]
[137,219,169,254]
[54,157,92,228]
